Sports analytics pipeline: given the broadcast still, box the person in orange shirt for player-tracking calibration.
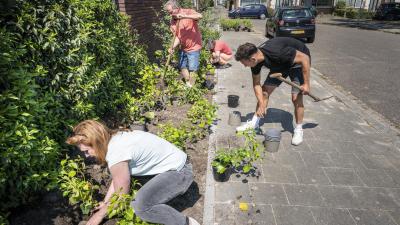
[164,0,202,87]
[207,39,233,69]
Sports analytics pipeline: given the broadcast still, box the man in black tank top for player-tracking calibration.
[234,37,312,146]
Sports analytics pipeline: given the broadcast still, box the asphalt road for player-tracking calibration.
[251,19,400,127]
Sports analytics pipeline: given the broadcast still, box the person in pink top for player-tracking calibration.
[164,0,202,87]
[207,39,233,69]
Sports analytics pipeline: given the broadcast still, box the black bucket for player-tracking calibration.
[227,95,239,108]
[212,166,232,182]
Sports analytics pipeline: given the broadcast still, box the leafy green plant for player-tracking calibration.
[212,149,235,174]
[107,180,153,225]
[213,130,262,174]
[158,123,189,150]
[58,156,98,215]
[241,19,253,30]
[187,98,217,128]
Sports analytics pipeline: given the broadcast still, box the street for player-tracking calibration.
[251,19,400,127]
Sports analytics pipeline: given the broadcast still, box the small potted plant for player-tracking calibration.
[212,149,234,182]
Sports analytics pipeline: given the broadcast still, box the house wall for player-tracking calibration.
[115,0,163,59]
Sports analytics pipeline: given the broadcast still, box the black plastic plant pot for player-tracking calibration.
[212,165,232,182]
[227,95,239,108]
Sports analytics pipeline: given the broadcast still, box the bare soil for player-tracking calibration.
[10,102,209,225]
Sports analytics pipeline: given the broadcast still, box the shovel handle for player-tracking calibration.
[271,74,322,102]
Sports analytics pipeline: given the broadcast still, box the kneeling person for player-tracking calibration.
[207,39,233,69]
[66,120,200,225]
[235,37,312,146]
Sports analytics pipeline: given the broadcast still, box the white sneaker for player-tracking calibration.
[291,128,303,145]
[188,216,200,225]
[236,120,258,132]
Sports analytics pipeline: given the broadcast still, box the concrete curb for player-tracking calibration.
[202,72,220,225]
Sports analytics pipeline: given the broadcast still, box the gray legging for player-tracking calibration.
[131,162,194,225]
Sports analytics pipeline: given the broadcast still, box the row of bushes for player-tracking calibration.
[0,0,221,222]
[220,18,253,31]
[334,0,374,19]
[334,8,375,19]
[0,0,155,220]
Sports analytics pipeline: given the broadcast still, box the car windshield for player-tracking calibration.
[282,9,311,18]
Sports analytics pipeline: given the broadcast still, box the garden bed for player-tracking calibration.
[10,99,211,225]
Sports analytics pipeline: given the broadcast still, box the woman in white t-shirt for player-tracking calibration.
[66,120,200,225]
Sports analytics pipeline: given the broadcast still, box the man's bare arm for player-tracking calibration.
[293,50,311,94]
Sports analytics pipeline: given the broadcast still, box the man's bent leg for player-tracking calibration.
[291,93,304,145]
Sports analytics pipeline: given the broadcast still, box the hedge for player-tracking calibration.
[0,0,154,217]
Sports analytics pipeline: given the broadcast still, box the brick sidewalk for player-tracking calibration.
[203,31,400,225]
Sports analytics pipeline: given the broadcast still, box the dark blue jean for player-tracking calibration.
[131,163,193,225]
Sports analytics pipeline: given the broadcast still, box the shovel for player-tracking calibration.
[269,73,334,102]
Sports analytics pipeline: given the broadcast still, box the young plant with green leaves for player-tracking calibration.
[187,98,217,128]
[58,156,99,215]
[158,123,189,150]
[106,180,152,225]
[212,149,235,174]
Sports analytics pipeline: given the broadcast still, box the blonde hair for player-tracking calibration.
[66,120,114,165]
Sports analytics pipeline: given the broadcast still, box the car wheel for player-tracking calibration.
[259,13,266,20]
[307,36,315,43]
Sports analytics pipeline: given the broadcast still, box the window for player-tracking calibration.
[282,9,312,18]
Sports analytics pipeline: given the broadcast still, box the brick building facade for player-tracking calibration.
[114,0,164,59]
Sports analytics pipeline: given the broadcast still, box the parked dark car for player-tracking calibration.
[265,7,316,43]
[374,2,400,20]
[228,4,268,19]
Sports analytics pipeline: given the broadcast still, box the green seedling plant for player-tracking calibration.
[212,149,235,174]
[187,98,217,129]
[158,123,188,150]
[58,156,99,215]
[107,180,154,225]
[235,130,261,173]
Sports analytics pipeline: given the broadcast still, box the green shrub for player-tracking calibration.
[345,8,357,19]
[0,0,153,217]
[187,98,217,128]
[335,0,346,9]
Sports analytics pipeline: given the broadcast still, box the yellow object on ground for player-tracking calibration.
[239,202,249,211]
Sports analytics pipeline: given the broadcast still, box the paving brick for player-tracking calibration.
[388,188,400,205]
[352,187,399,210]
[318,186,361,208]
[356,169,399,188]
[323,168,364,186]
[214,203,235,225]
[250,183,288,205]
[261,165,298,184]
[300,152,335,168]
[283,184,325,206]
[283,140,313,152]
[294,166,331,185]
[215,182,251,203]
[356,154,395,170]
[307,139,338,153]
[335,141,366,154]
[233,204,277,225]
[262,151,306,168]
[384,170,400,188]
[273,205,317,225]
[229,170,264,183]
[348,209,397,225]
[328,153,366,169]
[388,209,400,225]
[311,208,356,225]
